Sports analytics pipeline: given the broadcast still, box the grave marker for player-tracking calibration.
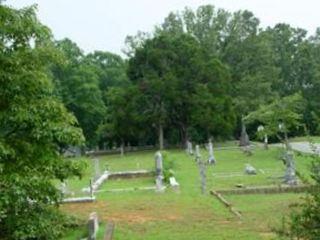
[195,145,201,162]
[88,212,99,240]
[207,140,216,165]
[120,143,124,157]
[195,145,206,194]
[155,151,165,192]
[244,164,257,175]
[93,158,100,181]
[283,151,297,185]
[186,140,194,155]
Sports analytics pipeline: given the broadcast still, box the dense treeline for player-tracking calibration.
[49,5,320,148]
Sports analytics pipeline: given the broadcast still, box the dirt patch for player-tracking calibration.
[61,200,181,224]
[101,210,181,224]
[60,201,108,218]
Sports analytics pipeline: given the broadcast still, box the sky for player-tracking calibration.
[5,0,320,56]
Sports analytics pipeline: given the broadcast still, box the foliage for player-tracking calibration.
[98,86,144,146]
[128,33,235,145]
[276,148,320,239]
[161,151,176,183]
[0,4,85,239]
[51,39,106,147]
[244,94,306,139]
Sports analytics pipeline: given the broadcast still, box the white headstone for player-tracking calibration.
[186,140,194,155]
[155,151,163,176]
[120,143,124,156]
[244,164,257,175]
[195,145,201,162]
[154,151,165,193]
[169,177,179,187]
[208,140,216,165]
[155,175,165,192]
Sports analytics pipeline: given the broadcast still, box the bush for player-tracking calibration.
[276,153,320,239]
[161,151,177,183]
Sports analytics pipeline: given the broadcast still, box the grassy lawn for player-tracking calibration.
[289,136,320,143]
[60,145,313,239]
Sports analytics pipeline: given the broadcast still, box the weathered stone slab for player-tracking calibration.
[88,212,99,240]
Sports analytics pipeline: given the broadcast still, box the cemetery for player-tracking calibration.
[2,2,320,240]
[59,138,317,239]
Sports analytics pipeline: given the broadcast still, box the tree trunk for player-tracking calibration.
[120,139,124,157]
[284,132,292,151]
[159,123,164,150]
[180,123,188,148]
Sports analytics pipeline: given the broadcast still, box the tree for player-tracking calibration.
[265,24,307,96]
[98,86,144,148]
[128,34,176,149]
[84,51,129,92]
[128,33,235,146]
[157,5,280,134]
[52,39,106,146]
[245,94,305,184]
[190,59,235,141]
[0,4,84,239]
[244,94,305,144]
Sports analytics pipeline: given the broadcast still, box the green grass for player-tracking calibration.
[62,224,106,240]
[61,145,314,239]
[289,136,320,143]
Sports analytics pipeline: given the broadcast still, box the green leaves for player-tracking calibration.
[0,4,85,239]
[127,33,236,144]
[244,93,306,137]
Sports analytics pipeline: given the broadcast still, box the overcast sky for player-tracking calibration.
[6,0,320,55]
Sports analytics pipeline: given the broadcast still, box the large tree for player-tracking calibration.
[0,4,84,239]
[153,5,281,137]
[128,33,235,146]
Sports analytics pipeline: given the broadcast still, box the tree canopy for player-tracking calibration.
[0,4,85,239]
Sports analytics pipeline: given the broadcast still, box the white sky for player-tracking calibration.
[5,0,320,56]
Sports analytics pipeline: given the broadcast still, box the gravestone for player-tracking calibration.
[169,177,179,188]
[155,151,165,192]
[186,140,194,155]
[120,143,124,157]
[283,151,297,185]
[239,119,250,147]
[88,212,99,240]
[244,164,257,175]
[199,160,206,194]
[93,158,100,181]
[155,175,165,192]
[155,151,163,176]
[195,145,206,194]
[89,178,94,198]
[264,134,268,150]
[195,145,201,162]
[257,125,268,150]
[207,140,216,165]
